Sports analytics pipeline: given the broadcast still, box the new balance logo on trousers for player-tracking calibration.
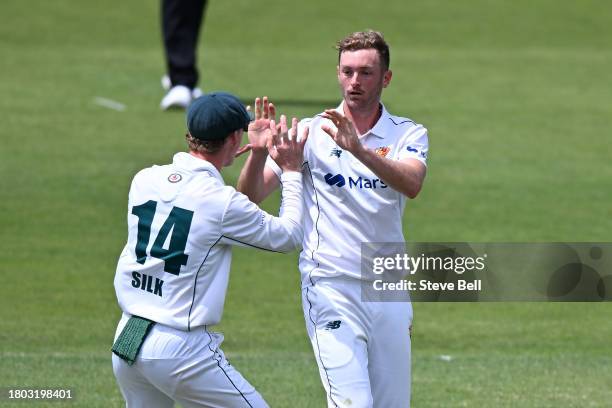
[324,320,342,330]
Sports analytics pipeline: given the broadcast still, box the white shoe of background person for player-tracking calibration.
[161,74,172,91]
[161,75,203,108]
[191,87,203,99]
[160,85,193,110]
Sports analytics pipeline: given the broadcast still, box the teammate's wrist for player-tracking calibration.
[280,164,301,173]
[250,148,268,158]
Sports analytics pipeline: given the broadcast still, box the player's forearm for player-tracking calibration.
[354,147,425,199]
[224,173,303,253]
[273,172,304,251]
[237,151,268,203]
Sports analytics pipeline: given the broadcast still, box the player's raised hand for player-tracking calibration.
[321,109,362,154]
[267,116,309,172]
[242,96,276,155]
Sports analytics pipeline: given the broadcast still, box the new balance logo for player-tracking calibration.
[324,173,346,187]
[324,320,342,330]
[330,147,343,158]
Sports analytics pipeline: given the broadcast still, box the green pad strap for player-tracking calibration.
[111,316,156,366]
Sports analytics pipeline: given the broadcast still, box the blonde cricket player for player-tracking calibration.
[238,31,429,407]
[112,92,308,407]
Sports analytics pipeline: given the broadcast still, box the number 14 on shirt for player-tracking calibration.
[131,200,194,275]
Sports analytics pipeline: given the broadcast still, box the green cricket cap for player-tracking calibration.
[186,92,250,140]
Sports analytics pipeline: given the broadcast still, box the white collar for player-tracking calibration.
[336,101,390,139]
[172,152,224,183]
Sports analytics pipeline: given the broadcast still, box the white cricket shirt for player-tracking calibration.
[114,152,303,330]
[267,103,428,286]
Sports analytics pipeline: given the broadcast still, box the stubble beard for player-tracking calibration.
[344,88,382,116]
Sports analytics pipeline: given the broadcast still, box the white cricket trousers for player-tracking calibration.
[112,314,268,408]
[302,277,413,408]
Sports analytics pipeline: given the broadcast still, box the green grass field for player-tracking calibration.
[1,0,612,406]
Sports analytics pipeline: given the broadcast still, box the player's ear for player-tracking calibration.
[232,130,243,146]
[382,69,392,88]
[230,129,243,145]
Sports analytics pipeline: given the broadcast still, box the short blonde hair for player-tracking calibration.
[336,30,390,70]
[185,133,227,154]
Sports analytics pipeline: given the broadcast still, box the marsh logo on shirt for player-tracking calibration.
[324,173,387,189]
[324,173,346,187]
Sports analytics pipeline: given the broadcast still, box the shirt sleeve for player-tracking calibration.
[265,155,282,180]
[220,171,303,252]
[397,125,429,166]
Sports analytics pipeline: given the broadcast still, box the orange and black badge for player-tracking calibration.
[374,146,390,157]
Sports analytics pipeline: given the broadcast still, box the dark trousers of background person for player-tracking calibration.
[162,0,208,89]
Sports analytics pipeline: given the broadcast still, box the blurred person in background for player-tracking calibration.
[160,0,207,110]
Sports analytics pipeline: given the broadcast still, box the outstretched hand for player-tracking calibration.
[267,116,309,172]
[320,109,363,154]
[236,96,276,157]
